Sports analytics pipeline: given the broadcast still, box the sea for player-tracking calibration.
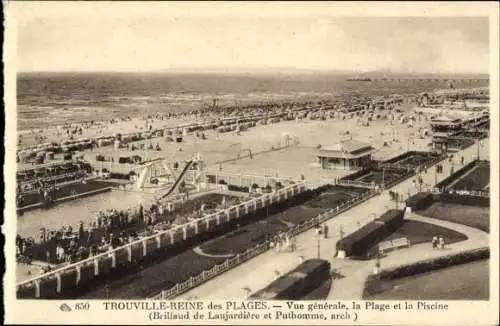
[17,72,489,131]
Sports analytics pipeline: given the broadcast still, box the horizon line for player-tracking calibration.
[17,69,490,77]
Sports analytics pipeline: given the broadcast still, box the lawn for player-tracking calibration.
[383,220,468,246]
[80,186,368,298]
[363,259,489,300]
[355,170,402,185]
[201,186,371,256]
[392,152,439,168]
[450,164,490,191]
[305,186,368,209]
[418,202,490,232]
[361,220,468,259]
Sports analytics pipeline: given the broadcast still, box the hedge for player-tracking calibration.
[336,223,386,257]
[437,193,489,207]
[109,172,130,180]
[375,209,404,232]
[227,184,250,193]
[362,247,489,299]
[435,159,478,191]
[378,247,489,280]
[249,259,330,300]
[383,151,420,164]
[336,209,404,257]
[406,192,489,211]
[405,192,434,211]
[340,168,371,181]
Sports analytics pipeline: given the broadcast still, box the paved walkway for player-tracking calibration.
[177,140,489,299]
[327,214,489,300]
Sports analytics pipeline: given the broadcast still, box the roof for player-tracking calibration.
[431,114,461,124]
[431,115,462,123]
[319,139,375,158]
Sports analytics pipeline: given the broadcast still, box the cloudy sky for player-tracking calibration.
[13,2,491,73]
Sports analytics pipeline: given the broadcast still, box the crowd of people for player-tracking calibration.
[18,93,411,157]
[270,232,297,253]
[19,87,489,166]
[18,193,247,268]
[16,88,485,272]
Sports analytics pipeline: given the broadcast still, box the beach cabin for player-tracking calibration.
[317,139,375,170]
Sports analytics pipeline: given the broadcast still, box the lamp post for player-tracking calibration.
[243,287,251,299]
[105,283,110,300]
[374,249,382,275]
[317,233,321,259]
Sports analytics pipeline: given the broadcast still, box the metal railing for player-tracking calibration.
[149,149,464,299]
[337,179,376,189]
[432,188,490,198]
[151,187,379,300]
[16,182,305,292]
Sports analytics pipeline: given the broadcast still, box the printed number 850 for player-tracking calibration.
[74,303,90,310]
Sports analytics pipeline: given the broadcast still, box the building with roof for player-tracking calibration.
[430,111,489,153]
[317,139,376,170]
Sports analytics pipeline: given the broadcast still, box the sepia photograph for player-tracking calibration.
[3,1,499,325]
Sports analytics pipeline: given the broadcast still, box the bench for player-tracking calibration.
[378,237,411,254]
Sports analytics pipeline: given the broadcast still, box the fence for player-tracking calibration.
[149,147,464,299]
[215,142,294,165]
[205,171,299,189]
[381,169,417,190]
[431,188,490,198]
[16,182,306,298]
[377,153,445,172]
[337,179,376,189]
[151,187,379,300]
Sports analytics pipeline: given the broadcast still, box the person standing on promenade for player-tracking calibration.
[78,221,85,242]
[432,235,438,249]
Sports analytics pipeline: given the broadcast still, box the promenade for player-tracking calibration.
[177,139,489,299]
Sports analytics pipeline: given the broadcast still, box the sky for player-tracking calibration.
[12,2,491,74]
